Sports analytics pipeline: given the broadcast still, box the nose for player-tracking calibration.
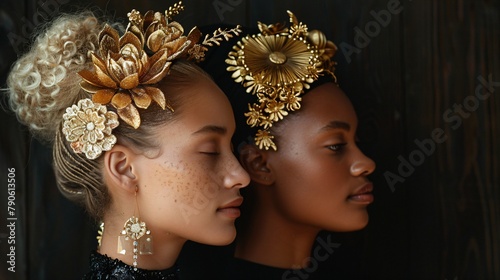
[350,148,376,177]
[224,154,251,189]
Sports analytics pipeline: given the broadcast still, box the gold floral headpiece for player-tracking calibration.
[62,2,241,159]
[226,11,337,151]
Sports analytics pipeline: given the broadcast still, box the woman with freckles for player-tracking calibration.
[5,3,249,279]
[200,11,376,279]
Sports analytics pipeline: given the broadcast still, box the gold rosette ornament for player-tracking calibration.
[122,216,148,240]
[226,11,338,151]
[79,1,241,129]
[62,98,119,160]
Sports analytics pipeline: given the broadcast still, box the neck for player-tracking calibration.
[98,215,185,270]
[235,193,320,269]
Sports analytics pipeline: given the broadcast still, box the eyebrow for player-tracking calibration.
[319,121,351,132]
[192,125,227,135]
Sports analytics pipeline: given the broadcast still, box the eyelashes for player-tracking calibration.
[200,151,220,156]
[326,143,347,152]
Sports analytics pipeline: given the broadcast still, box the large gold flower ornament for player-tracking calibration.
[79,24,172,129]
[78,2,240,129]
[245,34,317,88]
[226,10,337,150]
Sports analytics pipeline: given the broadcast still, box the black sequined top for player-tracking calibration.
[224,258,290,280]
[82,251,179,280]
[224,257,331,280]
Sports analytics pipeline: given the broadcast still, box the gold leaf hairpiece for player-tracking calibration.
[63,2,241,160]
[78,1,241,129]
[226,10,337,151]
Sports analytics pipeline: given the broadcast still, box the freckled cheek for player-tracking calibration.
[168,162,222,209]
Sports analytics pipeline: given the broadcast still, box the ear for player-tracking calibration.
[239,144,274,185]
[103,144,138,193]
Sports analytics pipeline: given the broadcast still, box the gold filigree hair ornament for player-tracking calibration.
[62,1,241,159]
[62,98,119,160]
[225,11,338,151]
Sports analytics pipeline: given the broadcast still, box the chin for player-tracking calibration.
[192,228,236,246]
[325,213,370,232]
[209,234,236,246]
[327,223,369,232]
[350,220,370,231]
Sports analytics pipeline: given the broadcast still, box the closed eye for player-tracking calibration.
[200,151,220,156]
[327,143,347,152]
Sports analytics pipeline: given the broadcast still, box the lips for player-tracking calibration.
[217,197,243,218]
[348,183,374,204]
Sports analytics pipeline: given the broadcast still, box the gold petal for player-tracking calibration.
[139,52,149,77]
[163,37,190,56]
[127,25,145,46]
[91,53,107,73]
[105,112,119,130]
[257,22,269,34]
[109,52,121,62]
[92,89,116,104]
[144,86,171,111]
[325,41,338,57]
[308,30,326,49]
[86,131,98,144]
[121,60,138,77]
[119,31,143,50]
[99,24,120,54]
[141,50,170,84]
[168,21,185,34]
[120,73,140,89]
[287,10,299,26]
[106,56,125,83]
[230,69,241,78]
[101,135,117,151]
[157,11,167,26]
[142,10,155,28]
[187,27,202,43]
[111,92,132,109]
[225,59,238,66]
[78,70,104,87]
[147,29,167,52]
[118,104,141,129]
[145,22,160,41]
[67,129,83,142]
[131,87,152,109]
[80,81,102,93]
[148,48,168,65]
[170,43,193,62]
[142,61,171,85]
[94,64,119,88]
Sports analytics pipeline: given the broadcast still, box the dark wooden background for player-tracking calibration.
[0,0,498,279]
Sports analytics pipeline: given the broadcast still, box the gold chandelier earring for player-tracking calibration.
[117,186,153,270]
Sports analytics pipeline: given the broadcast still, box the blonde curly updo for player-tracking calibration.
[7,13,101,141]
[5,12,211,220]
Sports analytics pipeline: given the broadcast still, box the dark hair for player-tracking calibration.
[199,25,334,154]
